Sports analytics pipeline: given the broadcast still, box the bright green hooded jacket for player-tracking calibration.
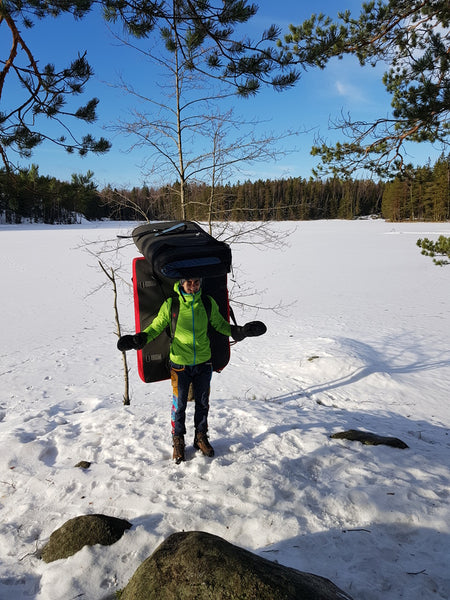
[143,282,231,366]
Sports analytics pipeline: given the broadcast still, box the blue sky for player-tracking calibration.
[4,0,446,188]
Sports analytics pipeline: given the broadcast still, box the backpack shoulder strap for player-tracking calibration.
[201,292,212,321]
[169,295,179,342]
[201,293,215,341]
[203,291,236,325]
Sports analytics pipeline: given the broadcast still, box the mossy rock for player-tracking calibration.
[40,514,132,563]
[119,531,353,600]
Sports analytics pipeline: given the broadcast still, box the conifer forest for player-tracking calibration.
[1,153,449,224]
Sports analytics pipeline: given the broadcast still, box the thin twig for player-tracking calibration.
[98,260,131,405]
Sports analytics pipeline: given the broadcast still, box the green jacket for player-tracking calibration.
[143,282,232,366]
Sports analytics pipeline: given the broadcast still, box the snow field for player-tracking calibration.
[0,219,449,599]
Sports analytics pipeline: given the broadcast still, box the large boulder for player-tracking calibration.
[120,531,353,600]
[40,514,132,563]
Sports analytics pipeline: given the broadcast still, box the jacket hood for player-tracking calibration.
[174,280,202,301]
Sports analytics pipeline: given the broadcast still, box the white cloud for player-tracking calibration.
[334,79,366,102]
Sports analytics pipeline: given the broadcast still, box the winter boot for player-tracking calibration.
[172,435,185,464]
[193,431,215,457]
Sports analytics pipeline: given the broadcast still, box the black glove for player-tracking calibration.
[117,332,148,352]
[243,321,267,337]
[230,325,245,342]
[230,321,267,342]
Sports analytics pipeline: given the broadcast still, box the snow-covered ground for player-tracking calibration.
[0,219,449,600]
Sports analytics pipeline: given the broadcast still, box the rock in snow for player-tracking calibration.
[120,531,354,600]
[40,514,132,563]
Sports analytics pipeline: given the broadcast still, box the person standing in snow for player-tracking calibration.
[117,276,266,464]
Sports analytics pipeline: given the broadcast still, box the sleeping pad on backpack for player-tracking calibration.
[131,221,232,383]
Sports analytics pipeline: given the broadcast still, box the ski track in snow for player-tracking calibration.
[0,219,449,599]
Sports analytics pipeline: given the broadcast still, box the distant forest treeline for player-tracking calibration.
[1,154,449,224]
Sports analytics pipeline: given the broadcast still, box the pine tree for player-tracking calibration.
[104,0,298,97]
[382,178,410,221]
[428,154,450,221]
[282,0,450,177]
[1,0,111,171]
[417,236,450,266]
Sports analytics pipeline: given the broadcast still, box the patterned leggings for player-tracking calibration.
[170,361,212,436]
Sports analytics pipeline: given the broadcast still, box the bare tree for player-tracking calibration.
[105,12,299,222]
[83,239,134,405]
[98,261,131,405]
[100,187,153,223]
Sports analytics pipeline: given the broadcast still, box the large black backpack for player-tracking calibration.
[131,221,232,383]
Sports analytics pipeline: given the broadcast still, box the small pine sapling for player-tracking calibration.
[417,236,450,266]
